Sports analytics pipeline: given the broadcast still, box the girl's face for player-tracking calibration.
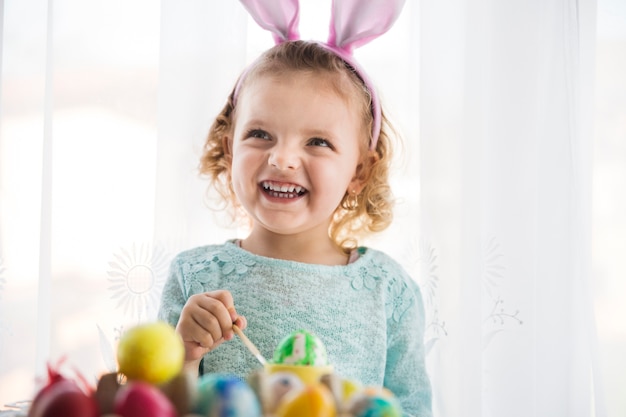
[228,71,366,240]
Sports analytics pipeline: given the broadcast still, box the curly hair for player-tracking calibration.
[199,41,396,252]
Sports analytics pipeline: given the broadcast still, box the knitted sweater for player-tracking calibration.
[158,240,432,417]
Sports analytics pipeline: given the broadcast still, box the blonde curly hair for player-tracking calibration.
[199,41,396,252]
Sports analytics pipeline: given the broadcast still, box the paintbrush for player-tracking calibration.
[232,324,267,365]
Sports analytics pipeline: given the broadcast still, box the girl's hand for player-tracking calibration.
[175,290,247,367]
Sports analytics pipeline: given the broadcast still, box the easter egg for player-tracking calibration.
[272,329,328,366]
[195,374,261,417]
[94,372,122,414]
[264,363,334,385]
[348,387,403,417]
[28,362,99,417]
[113,381,177,417]
[117,321,184,385]
[265,372,305,412]
[275,383,336,417]
[340,378,362,403]
[28,382,99,417]
[158,370,197,416]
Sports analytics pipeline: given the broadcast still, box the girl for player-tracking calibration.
[158,7,431,417]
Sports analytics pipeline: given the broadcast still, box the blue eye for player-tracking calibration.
[308,137,331,148]
[246,129,270,140]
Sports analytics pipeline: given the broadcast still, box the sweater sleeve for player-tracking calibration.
[157,255,187,329]
[384,277,433,417]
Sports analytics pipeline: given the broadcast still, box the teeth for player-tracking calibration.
[262,181,305,197]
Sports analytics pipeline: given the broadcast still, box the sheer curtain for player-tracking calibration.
[418,1,601,416]
[0,0,611,416]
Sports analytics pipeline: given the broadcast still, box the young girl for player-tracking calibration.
[158,9,431,417]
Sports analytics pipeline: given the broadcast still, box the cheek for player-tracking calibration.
[230,147,264,196]
[312,160,357,194]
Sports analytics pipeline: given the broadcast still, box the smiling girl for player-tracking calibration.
[157,5,432,416]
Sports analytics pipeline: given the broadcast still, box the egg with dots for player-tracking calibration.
[264,329,334,384]
[194,373,261,417]
[263,372,304,411]
[347,387,403,417]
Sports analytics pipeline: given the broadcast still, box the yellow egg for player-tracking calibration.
[341,378,362,402]
[117,321,185,385]
[275,383,336,417]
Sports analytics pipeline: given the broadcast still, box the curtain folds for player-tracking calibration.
[419,0,601,416]
[0,0,606,416]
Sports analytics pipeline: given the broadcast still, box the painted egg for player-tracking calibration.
[195,374,261,417]
[113,381,177,417]
[340,377,362,403]
[265,372,305,411]
[117,321,184,385]
[275,383,336,417]
[348,387,403,417]
[272,329,328,366]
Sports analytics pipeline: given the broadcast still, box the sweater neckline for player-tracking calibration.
[229,239,365,268]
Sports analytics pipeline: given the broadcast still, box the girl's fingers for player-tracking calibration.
[179,290,242,348]
[176,304,217,357]
[234,315,247,330]
[207,290,236,314]
[191,294,232,339]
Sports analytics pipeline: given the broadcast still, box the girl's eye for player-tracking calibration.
[246,129,271,140]
[308,137,332,148]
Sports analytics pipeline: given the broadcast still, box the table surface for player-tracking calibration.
[0,401,29,417]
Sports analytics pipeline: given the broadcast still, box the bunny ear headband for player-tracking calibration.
[235,0,407,150]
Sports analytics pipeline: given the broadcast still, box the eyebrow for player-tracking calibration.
[240,119,337,138]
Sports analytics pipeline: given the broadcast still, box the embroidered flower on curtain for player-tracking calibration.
[106,242,171,323]
[414,238,448,355]
[97,324,124,373]
[481,236,522,350]
[397,237,448,354]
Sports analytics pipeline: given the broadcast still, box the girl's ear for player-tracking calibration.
[222,134,233,163]
[349,150,379,194]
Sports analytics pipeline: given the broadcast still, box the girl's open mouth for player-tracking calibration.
[261,181,307,199]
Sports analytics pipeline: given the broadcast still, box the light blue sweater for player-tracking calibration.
[158,241,432,417]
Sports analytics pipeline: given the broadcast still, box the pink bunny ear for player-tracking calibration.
[328,0,406,53]
[239,0,301,44]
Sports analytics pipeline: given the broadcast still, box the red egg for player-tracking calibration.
[49,392,97,417]
[28,362,99,417]
[114,381,177,417]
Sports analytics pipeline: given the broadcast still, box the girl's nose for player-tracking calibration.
[268,144,300,170]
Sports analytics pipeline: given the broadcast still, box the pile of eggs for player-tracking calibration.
[26,322,403,417]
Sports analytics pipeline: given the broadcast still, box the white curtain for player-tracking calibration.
[0,0,615,416]
[417,1,602,416]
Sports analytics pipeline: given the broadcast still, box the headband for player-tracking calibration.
[234,0,407,150]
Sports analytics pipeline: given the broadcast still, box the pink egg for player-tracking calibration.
[113,381,177,417]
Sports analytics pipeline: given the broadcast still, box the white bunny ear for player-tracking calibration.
[328,0,406,53]
[239,0,300,44]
